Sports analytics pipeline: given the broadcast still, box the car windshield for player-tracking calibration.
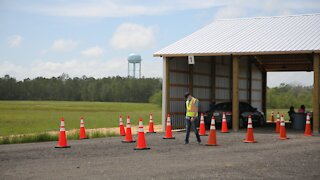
[240,102,253,112]
[214,103,231,111]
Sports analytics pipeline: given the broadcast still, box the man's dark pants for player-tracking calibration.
[185,117,201,143]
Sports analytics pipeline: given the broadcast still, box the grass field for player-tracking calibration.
[0,101,161,137]
[0,100,311,144]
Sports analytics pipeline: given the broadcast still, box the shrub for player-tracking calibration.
[149,91,162,107]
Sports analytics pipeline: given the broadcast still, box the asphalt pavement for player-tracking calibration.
[0,127,319,180]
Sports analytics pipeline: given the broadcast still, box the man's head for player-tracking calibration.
[184,92,191,99]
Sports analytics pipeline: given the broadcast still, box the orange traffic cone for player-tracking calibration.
[55,117,70,148]
[279,115,289,140]
[199,113,208,136]
[163,114,175,139]
[270,111,274,123]
[243,115,257,143]
[206,116,218,146]
[221,112,229,133]
[122,116,136,143]
[275,112,280,133]
[304,113,313,136]
[79,116,87,139]
[119,115,126,136]
[134,118,150,150]
[147,114,156,133]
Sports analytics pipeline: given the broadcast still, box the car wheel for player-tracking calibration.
[239,117,244,128]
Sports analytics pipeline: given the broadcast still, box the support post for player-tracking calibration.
[232,55,239,131]
[162,57,169,131]
[188,64,194,94]
[313,54,320,133]
[248,58,252,104]
[139,62,140,78]
[211,57,216,101]
[262,71,267,117]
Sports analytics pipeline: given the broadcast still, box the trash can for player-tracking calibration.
[292,113,306,130]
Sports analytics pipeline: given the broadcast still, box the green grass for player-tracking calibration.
[0,130,118,145]
[0,101,161,137]
[266,109,289,121]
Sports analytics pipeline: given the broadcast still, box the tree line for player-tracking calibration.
[267,83,313,109]
[0,74,162,102]
[0,74,313,108]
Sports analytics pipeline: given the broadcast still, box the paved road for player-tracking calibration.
[0,128,319,180]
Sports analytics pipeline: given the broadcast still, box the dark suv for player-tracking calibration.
[203,102,265,129]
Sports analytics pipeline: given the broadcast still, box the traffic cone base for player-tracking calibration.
[122,140,136,143]
[304,134,313,137]
[279,137,289,140]
[147,132,156,134]
[134,147,151,150]
[243,140,257,143]
[205,144,218,146]
[163,137,175,139]
[220,131,230,133]
[55,145,71,148]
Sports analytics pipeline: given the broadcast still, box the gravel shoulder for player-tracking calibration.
[0,128,319,180]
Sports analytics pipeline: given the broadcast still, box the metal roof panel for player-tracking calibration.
[154,14,320,57]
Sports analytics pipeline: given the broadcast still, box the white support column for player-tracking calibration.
[162,57,168,131]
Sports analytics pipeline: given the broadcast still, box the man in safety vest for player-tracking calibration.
[184,92,201,144]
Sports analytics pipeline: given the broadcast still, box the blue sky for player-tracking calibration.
[0,0,320,87]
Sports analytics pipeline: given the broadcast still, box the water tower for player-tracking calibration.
[128,53,142,78]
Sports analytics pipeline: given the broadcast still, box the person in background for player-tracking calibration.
[298,105,306,113]
[288,106,295,122]
[184,92,201,145]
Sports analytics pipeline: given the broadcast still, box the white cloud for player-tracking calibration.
[213,0,320,19]
[21,0,320,18]
[81,46,104,57]
[51,39,78,52]
[110,23,155,51]
[22,0,225,17]
[8,35,23,47]
[0,58,162,80]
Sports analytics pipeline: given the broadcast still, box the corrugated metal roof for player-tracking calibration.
[154,14,320,57]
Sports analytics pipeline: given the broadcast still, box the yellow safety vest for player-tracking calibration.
[186,97,199,117]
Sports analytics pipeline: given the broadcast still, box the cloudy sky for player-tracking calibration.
[0,0,319,87]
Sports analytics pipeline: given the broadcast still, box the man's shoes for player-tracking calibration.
[184,141,189,145]
[197,141,202,145]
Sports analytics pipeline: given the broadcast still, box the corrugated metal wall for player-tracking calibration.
[239,56,250,102]
[193,57,212,113]
[215,56,231,103]
[167,56,263,129]
[251,63,263,110]
[168,57,189,129]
